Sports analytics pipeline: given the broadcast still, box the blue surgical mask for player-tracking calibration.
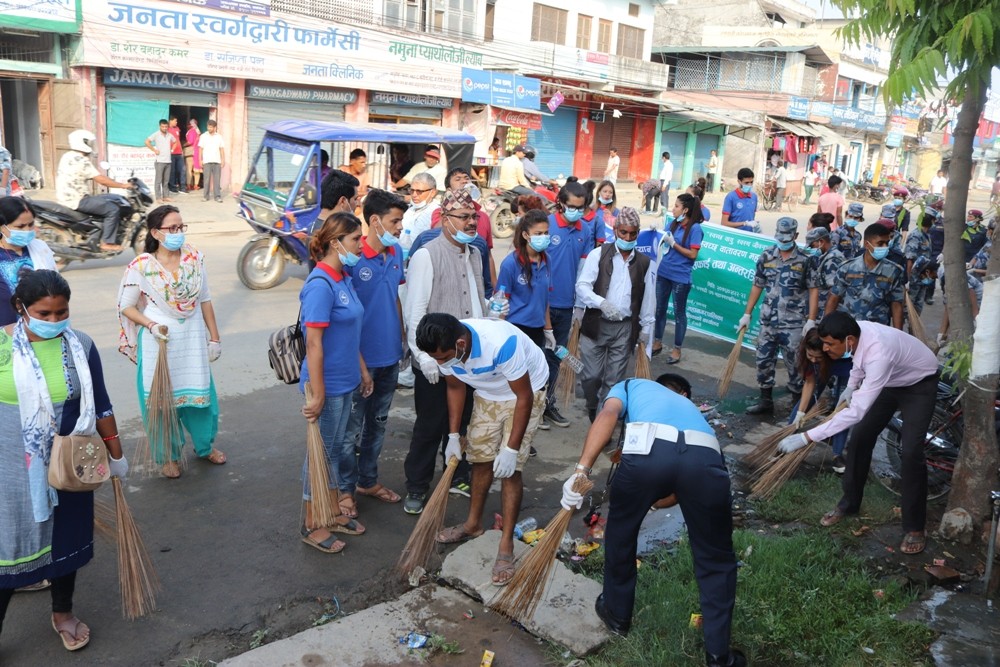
[967,220,978,228]
[599,196,613,205]
[776,240,795,251]
[870,246,889,261]
[615,238,637,252]
[675,214,685,223]
[440,342,465,369]
[5,228,35,247]
[893,199,903,207]
[448,217,477,244]
[162,232,185,251]
[528,234,551,252]
[24,314,70,340]
[563,208,583,223]
[375,219,399,247]
[842,345,852,360]
[338,242,361,267]
[921,277,933,285]
[804,246,820,256]
[845,218,860,228]
[740,184,753,194]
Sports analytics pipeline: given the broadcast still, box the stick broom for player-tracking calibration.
[304,384,338,529]
[113,477,159,619]
[717,326,747,400]
[396,456,459,578]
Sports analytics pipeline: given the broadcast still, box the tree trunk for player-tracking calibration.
[941,84,999,532]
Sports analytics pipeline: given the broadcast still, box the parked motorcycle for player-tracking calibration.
[482,182,560,239]
[32,177,153,268]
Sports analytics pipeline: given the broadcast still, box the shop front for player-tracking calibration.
[368,92,453,125]
[246,83,355,160]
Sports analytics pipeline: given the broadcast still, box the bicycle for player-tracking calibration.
[759,182,778,211]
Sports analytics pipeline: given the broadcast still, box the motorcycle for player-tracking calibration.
[33,177,153,268]
[482,182,561,239]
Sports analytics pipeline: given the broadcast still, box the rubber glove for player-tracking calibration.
[147,322,169,341]
[208,340,222,362]
[543,329,557,351]
[561,472,587,510]
[492,446,519,479]
[661,231,675,249]
[836,385,855,409]
[737,314,751,331]
[109,455,129,481]
[793,410,807,428]
[802,319,816,336]
[600,300,624,321]
[777,433,809,454]
[572,306,584,324]
[444,432,462,466]
[419,356,440,384]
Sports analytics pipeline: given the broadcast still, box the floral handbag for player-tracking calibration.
[48,434,110,492]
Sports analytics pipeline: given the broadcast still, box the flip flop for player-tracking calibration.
[330,517,366,535]
[900,532,926,555]
[491,552,515,587]
[161,461,181,479]
[436,524,485,545]
[339,495,358,519]
[356,484,401,503]
[52,616,90,651]
[300,526,346,554]
[202,449,227,464]
[820,508,847,527]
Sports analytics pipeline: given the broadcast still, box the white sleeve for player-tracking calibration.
[405,248,434,366]
[639,263,657,327]
[807,347,892,442]
[575,249,604,309]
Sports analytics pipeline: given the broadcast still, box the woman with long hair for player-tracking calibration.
[0,197,56,326]
[652,193,704,363]
[497,209,553,349]
[791,329,851,473]
[118,205,225,478]
[298,211,369,553]
[1,270,126,651]
[593,179,619,244]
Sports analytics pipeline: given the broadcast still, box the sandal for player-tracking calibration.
[339,495,358,519]
[651,344,664,357]
[52,615,90,651]
[203,449,227,465]
[900,532,926,555]
[666,349,682,365]
[436,523,485,545]
[300,526,346,554]
[820,508,847,527]
[161,461,181,479]
[330,516,366,535]
[357,484,401,503]
[491,552,516,587]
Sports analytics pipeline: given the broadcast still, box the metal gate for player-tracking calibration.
[591,116,634,182]
[527,106,577,179]
[246,98,346,165]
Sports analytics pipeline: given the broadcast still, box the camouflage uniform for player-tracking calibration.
[830,255,905,325]
[904,227,933,309]
[813,247,846,318]
[752,245,817,392]
[831,227,862,260]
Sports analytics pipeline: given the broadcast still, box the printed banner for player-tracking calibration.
[0,0,79,32]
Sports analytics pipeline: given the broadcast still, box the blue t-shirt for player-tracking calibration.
[701,205,711,222]
[636,228,663,261]
[595,205,618,244]
[409,228,492,298]
[346,238,405,368]
[497,251,551,328]
[722,190,758,224]
[547,212,599,308]
[300,263,364,396]
[657,223,704,284]
[604,379,714,436]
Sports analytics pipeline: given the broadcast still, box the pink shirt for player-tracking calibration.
[817,191,844,216]
[807,322,938,442]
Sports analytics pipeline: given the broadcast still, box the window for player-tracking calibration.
[628,3,639,17]
[384,0,476,38]
[485,2,495,41]
[597,19,612,53]
[616,24,644,59]
[532,3,568,44]
[576,14,592,50]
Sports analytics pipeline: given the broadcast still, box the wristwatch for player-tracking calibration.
[575,463,593,476]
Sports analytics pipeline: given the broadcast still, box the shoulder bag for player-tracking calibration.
[48,434,110,492]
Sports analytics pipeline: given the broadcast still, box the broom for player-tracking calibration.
[305,384,339,529]
[743,398,829,472]
[556,319,582,410]
[142,334,184,476]
[112,477,159,619]
[635,341,651,380]
[396,456,459,578]
[489,475,595,621]
[94,495,118,543]
[717,326,747,400]
[904,293,931,349]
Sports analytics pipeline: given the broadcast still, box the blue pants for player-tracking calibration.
[342,364,399,492]
[604,433,736,656]
[544,306,573,407]
[653,276,692,348]
[302,390,352,501]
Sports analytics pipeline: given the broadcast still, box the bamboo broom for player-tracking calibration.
[904,293,932,349]
[396,456,459,579]
[717,326,747,400]
[94,495,118,544]
[305,384,338,529]
[556,319,582,410]
[142,333,183,476]
[634,341,652,380]
[490,475,595,621]
[113,477,159,619]
[743,398,829,472]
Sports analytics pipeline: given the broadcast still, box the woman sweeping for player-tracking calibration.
[118,205,225,478]
[0,270,127,651]
[0,197,57,326]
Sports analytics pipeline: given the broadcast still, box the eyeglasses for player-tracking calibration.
[446,213,476,222]
[411,188,435,195]
[564,205,585,212]
[162,224,188,233]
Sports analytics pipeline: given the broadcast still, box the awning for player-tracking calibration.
[769,116,818,137]
[806,123,852,149]
[660,108,762,141]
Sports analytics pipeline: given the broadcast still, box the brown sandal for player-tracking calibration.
[820,508,846,527]
[436,524,485,544]
[339,495,358,519]
[356,484,401,503]
[491,552,516,586]
[203,449,227,464]
[900,532,926,555]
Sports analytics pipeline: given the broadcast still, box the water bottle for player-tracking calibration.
[400,229,413,263]
[488,285,508,319]
[513,517,537,539]
[554,345,584,373]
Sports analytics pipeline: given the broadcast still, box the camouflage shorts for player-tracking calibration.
[466,389,547,470]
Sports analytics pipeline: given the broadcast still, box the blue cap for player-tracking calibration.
[846,202,864,218]
[775,216,798,241]
[880,204,896,218]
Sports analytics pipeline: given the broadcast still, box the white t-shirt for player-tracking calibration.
[606,155,621,179]
[775,166,787,188]
[439,318,549,401]
[659,159,674,183]
[930,175,948,194]
[56,152,100,209]
[199,132,225,164]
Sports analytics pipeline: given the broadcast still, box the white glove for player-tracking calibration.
[600,300,624,321]
[572,307,584,324]
[498,299,510,317]
[561,472,587,511]
[936,333,945,346]
[147,322,169,341]
[444,432,462,465]
[207,340,222,362]
[802,319,816,336]
[109,455,129,481]
[737,314,751,331]
[777,433,809,454]
[662,231,675,249]
[793,411,807,428]
[836,385,854,408]
[492,446,519,479]
[419,357,440,384]
[543,329,557,351]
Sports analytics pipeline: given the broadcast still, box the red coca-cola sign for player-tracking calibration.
[492,107,542,130]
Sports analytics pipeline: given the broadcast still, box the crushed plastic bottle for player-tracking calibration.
[554,346,584,372]
[513,517,537,539]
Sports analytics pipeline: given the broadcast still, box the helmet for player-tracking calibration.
[892,186,909,198]
[929,199,944,211]
[522,145,536,160]
[68,129,96,154]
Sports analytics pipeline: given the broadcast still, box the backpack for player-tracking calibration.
[267,276,324,385]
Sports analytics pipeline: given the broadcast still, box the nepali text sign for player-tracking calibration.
[104,69,231,92]
[461,68,540,111]
[830,105,887,132]
[369,91,453,108]
[787,96,810,121]
[247,83,356,104]
[0,0,79,32]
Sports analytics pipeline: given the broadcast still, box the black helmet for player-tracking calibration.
[523,144,536,160]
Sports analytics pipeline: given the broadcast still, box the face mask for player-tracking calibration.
[870,246,889,261]
[804,246,820,256]
[967,220,978,228]
[375,219,399,247]
[338,241,361,267]
[562,208,583,222]
[448,217,477,244]
[24,314,70,340]
[922,277,933,285]
[776,240,795,251]
[740,184,753,194]
[440,342,465,368]
[412,199,428,211]
[599,196,613,205]
[893,199,903,207]
[845,218,860,228]
[4,227,35,247]
[615,237,637,252]
[528,234,551,252]
[162,232,185,251]
[841,344,852,360]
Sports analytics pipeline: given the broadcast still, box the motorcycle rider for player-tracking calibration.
[521,146,556,189]
[56,129,133,251]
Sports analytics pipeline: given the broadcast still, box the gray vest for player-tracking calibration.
[424,234,487,318]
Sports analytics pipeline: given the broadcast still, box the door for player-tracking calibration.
[591,116,634,181]
[659,130,687,192]
[527,106,576,179]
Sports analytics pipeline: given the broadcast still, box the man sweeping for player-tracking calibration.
[561,373,745,667]
[416,314,548,586]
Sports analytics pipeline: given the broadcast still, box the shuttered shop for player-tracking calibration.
[591,116,634,181]
[245,83,353,159]
[527,106,577,179]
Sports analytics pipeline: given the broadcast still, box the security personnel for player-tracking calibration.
[831,202,864,260]
[561,374,745,667]
[888,187,911,239]
[924,201,945,304]
[805,227,845,319]
[904,214,933,311]
[826,223,905,328]
[963,209,989,262]
[739,217,819,414]
[907,256,936,316]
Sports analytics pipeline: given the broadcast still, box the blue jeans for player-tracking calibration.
[786,376,849,457]
[544,306,574,406]
[302,390,353,501]
[342,364,399,492]
[654,276,692,348]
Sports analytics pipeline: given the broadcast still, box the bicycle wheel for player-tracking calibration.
[870,404,961,501]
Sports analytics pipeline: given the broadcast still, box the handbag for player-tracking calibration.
[48,434,110,492]
[267,276,324,385]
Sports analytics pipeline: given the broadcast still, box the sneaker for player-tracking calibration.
[925,297,935,305]
[403,493,426,514]
[832,455,846,475]
[449,481,471,497]
[529,446,538,457]
[544,406,570,428]
[537,418,550,431]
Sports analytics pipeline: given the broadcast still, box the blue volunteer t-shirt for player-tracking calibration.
[547,212,599,308]
[605,379,714,436]
[722,189,758,224]
[636,228,663,261]
[497,251,550,328]
[409,228,492,298]
[346,238,405,368]
[300,263,364,396]
[595,205,618,244]
[657,223,704,284]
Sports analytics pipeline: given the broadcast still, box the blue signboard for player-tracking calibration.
[461,68,492,105]
[830,105,887,132]
[490,71,516,107]
[787,96,810,120]
[461,68,540,111]
[515,75,541,109]
[811,101,834,118]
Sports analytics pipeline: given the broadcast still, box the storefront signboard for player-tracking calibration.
[104,69,231,92]
[492,107,542,131]
[830,105,887,132]
[787,96,810,121]
[164,0,270,17]
[369,92,453,108]
[460,68,540,111]
[247,83,356,103]
[0,0,80,32]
